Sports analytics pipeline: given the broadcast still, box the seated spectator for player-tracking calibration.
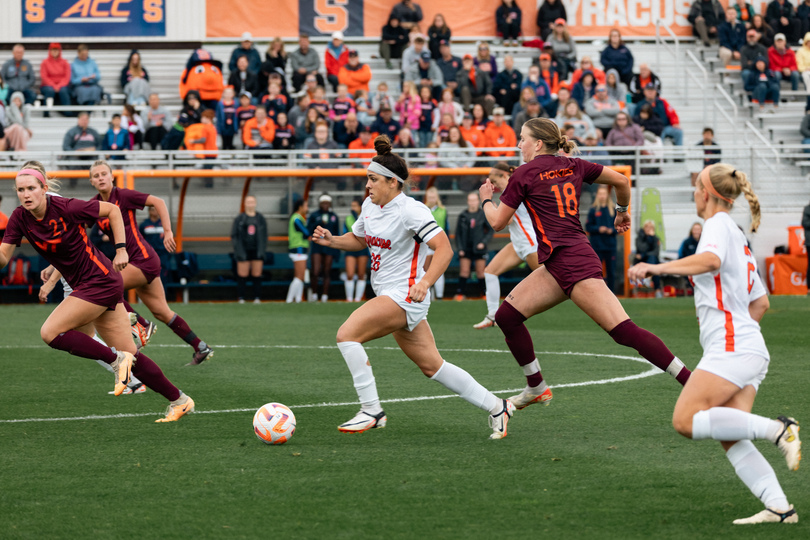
[800,0,810,35]
[536,53,561,96]
[402,36,429,76]
[304,120,340,166]
[396,80,421,132]
[496,1,522,46]
[290,34,323,92]
[62,111,100,166]
[604,111,644,170]
[513,97,544,136]
[338,50,372,96]
[537,0,567,41]
[120,50,150,105]
[679,222,703,259]
[746,55,781,108]
[605,69,628,105]
[475,43,498,82]
[629,62,662,103]
[272,112,295,151]
[434,87,464,127]
[297,107,322,147]
[259,38,287,93]
[228,56,260,103]
[391,0,423,31]
[288,93,310,131]
[769,33,801,89]
[522,64,553,111]
[427,13,452,58]
[459,112,484,149]
[4,91,32,151]
[456,54,495,115]
[741,28,769,81]
[484,107,517,158]
[144,93,171,149]
[308,86,331,117]
[1,44,36,105]
[184,109,218,161]
[512,84,537,118]
[394,126,418,149]
[797,31,810,88]
[299,73,319,100]
[380,15,409,69]
[330,84,357,123]
[261,81,288,121]
[545,83,570,118]
[494,55,523,115]
[571,56,606,85]
[767,0,802,45]
[719,7,747,64]
[600,29,634,85]
[161,90,202,151]
[333,111,361,148]
[632,83,683,145]
[435,111,456,142]
[70,44,103,106]
[229,32,262,75]
[371,81,396,114]
[121,104,144,149]
[632,102,664,136]
[354,89,373,125]
[0,68,9,104]
[371,103,401,139]
[439,125,477,168]
[696,126,721,167]
[634,220,664,297]
[688,0,726,47]
[471,103,491,135]
[436,41,462,96]
[580,130,612,165]
[752,14,776,46]
[554,99,595,141]
[572,71,597,108]
[236,91,257,132]
[416,85,438,147]
[404,51,444,99]
[242,107,276,152]
[547,18,577,78]
[348,125,375,167]
[584,84,622,135]
[735,0,757,27]
[40,43,71,114]
[325,31,349,91]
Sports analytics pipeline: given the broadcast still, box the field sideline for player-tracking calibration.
[0,297,807,539]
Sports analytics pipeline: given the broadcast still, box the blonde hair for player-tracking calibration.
[425,186,444,208]
[266,37,285,56]
[591,184,614,216]
[89,159,113,180]
[19,160,60,192]
[704,163,761,232]
[523,117,579,155]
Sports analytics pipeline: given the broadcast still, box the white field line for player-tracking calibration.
[0,347,662,424]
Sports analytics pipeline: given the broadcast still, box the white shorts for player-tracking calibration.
[512,237,536,262]
[695,352,769,392]
[289,253,308,263]
[379,287,430,332]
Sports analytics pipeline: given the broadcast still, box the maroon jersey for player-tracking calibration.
[3,196,115,288]
[93,187,158,269]
[499,154,603,263]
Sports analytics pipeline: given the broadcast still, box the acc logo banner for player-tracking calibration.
[299,0,363,37]
[22,0,165,38]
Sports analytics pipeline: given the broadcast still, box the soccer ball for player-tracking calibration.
[253,403,296,445]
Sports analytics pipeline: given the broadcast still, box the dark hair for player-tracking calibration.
[352,197,363,205]
[703,127,714,135]
[492,162,515,174]
[111,113,121,120]
[291,198,307,214]
[371,135,409,188]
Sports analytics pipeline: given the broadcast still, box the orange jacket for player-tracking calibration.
[242,117,276,148]
[348,137,375,166]
[484,122,517,157]
[338,63,372,95]
[184,123,218,158]
[459,125,484,149]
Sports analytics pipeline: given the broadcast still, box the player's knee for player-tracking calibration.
[40,325,56,344]
[672,412,693,439]
[152,309,173,324]
[335,324,354,343]
[494,301,520,330]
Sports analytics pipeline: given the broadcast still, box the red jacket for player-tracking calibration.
[40,42,71,90]
[325,46,349,77]
[768,46,798,72]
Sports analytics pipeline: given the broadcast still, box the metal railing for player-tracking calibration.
[684,50,709,120]
[655,20,680,77]
[712,83,738,131]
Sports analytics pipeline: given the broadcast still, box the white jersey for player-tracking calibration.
[692,212,768,358]
[508,203,538,260]
[352,193,442,297]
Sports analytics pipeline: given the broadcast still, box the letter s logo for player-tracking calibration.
[25,0,45,23]
[143,0,163,23]
[314,0,348,34]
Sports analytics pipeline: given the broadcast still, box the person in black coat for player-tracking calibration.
[536,0,567,40]
[634,220,664,296]
[307,193,341,302]
[496,0,523,44]
[454,192,494,300]
[767,0,802,44]
[585,185,618,292]
[633,102,664,136]
[380,15,409,68]
[258,39,287,96]
[231,195,268,303]
[228,56,260,103]
[427,14,452,59]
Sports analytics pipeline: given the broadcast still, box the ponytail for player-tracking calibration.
[705,163,761,232]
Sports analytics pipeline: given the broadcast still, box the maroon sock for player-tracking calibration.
[608,319,691,385]
[133,351,181,401]
[494,302,544,387]
[168,314,205,351]
[122,300,151,327]
[48,330,117,363]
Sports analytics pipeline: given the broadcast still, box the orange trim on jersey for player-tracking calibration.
[513,213,535,247]
[406,241,421,304]
[714,273,735,352]
[79,226,110,276]
[128,209,150,259]
[524,200,552,253]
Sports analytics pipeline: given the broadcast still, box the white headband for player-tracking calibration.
[367,161,404,183]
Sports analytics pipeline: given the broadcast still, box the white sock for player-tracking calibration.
[337,341,382,414]
[286,277,302,303]
[727,440,790,510]
[430,360,500,415]
[321,294,328,302]
[354,279,366,302]
[522,358,541,377]
[484,273,500,318]
[294,279,304,302]
[692,407,784,442]
[344,279,355,302]
[665,356,686,377]
[434,274,445,299]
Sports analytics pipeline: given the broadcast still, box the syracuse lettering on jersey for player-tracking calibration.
[536,168,573,181]
[365,235,392,250]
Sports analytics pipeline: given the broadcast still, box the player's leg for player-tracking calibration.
[456,257,471,300]
[321,254,334,302]
[344,255,357,302]
[570,278,691,385]
[286,257,307,303]
[476,244,521,328]
[473,257,487,297]
[41,296,116,363]
[354,255,368,302]
[393,320,514,440]
[137,277,213,365]
[235,260,249,303]
[310,252,323,300]
[119,264,156,345]
[494,266,567,408]
[249,259,263,303]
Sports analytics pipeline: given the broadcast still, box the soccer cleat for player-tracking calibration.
[128,312,138,326]
[509,386,553,410]
[155,394,195,423]
[733,505,798,525]
[775,416,801,471]
[132,321,157,349]
[108,382,147,395]
[338,410,387,433]
[488,399,515,440]
[111,351,135,396]
[453,294,465,302]
[187,346,214,366]
[473,315,497,329]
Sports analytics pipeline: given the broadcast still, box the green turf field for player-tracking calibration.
[0,297,807,539]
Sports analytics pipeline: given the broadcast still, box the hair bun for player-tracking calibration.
[373,135,392,156]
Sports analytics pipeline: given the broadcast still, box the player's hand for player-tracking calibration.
[113,250,129,272]
[614,212,631,234]
[163,230,177,253]
[627,262,656,283]
[38,280,55,303]
[479,179,495,201]
[40,265,55,283]
[407,280,429,303]
[312,226,332,246]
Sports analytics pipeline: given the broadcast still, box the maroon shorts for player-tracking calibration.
[131,256,162,285]
[543,242,605,296]
[70,273,124,311]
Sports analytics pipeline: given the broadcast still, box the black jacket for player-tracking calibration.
[635,231,661,261]
[228,70,260,100]
[455,209,493,255]
[802,202,810,246]
[231,212,267,261]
